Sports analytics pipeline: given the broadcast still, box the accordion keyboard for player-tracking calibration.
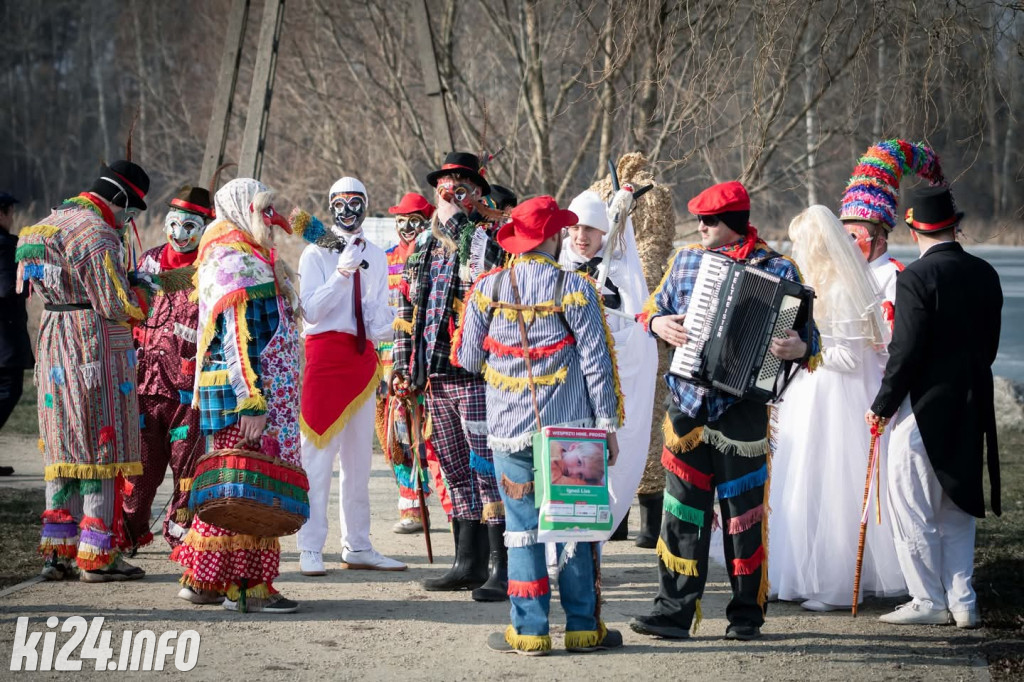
[669,253,731,380]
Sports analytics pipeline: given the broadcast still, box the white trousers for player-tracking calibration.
[296,399,375,554]
[887,398,976,614]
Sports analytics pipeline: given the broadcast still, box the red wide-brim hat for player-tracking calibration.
[496,196,578,255]
[388,192,435,218]
[687,180,750,216]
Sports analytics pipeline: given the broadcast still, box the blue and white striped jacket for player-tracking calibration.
[454,251,624,453]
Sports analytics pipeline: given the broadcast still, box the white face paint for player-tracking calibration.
[164,208,206,253]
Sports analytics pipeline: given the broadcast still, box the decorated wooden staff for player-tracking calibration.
[851,422,884,616]
[396,393,433,563]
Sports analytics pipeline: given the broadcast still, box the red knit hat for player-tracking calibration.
[388,192,435,218]
[687,181,750,215]
[497,196,578,254]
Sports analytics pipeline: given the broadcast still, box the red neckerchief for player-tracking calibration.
[159,243,199,270]
[77,192,117,229]
[714,225,760,262]
[392,238,417,263]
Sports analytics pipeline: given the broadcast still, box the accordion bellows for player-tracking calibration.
[190,449,310,537]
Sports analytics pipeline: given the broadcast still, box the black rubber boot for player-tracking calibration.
[609,509,630,541]
[423,518,487,591]
[634,492,663,549]
[472,522,508,602]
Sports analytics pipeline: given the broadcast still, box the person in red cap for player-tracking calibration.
[121,185,215,564]
[391,152,509,599]
[453,195,625,655]
[375,191,447,533]
[867,186,1002,628]
[630,180,820,642]
[18,160,150,583]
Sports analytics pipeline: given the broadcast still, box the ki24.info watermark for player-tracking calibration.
[9,617,200,672]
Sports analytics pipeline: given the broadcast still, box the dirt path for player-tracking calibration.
[0,434,988,681]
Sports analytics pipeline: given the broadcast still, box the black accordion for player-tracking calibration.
[669,252,814,403]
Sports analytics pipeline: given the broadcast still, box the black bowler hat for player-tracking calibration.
[425,152,491,195]
[89,160,150,210]
[489,184,518,210]
[904,186,964,233]
[0,192,18,210]
[168,185,215,220]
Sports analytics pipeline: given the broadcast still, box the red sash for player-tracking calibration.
[300,331,381,448]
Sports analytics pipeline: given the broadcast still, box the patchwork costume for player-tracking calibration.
[173,178,304,612]
[633,182,820,638]
[453,196,624,654]
[122,186,213,550]
[392,152,507,594]
[291,177,404,573]
[18,161,150,580]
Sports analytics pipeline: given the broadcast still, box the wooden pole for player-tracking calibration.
[851,429,880,617]
[238,0,286,180]
[200,0,250,188]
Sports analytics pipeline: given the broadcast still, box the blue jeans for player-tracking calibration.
[493,447,599,638]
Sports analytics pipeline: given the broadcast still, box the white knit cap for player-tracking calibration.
[567,190,609,233]
[329,176,367,202]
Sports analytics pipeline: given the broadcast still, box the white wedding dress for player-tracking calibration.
[768,323,907,605]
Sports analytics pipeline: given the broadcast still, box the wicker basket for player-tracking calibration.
[190,448,310,537]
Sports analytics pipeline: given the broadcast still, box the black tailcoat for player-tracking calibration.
[871,241,1002,518]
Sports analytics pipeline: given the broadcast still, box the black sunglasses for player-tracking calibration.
[698,215,720,227]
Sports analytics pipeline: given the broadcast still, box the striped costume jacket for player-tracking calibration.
[453,251,624,453]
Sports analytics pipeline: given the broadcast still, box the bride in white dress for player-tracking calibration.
[768,205,907,610]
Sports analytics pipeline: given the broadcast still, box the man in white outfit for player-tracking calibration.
[292,177,406,574]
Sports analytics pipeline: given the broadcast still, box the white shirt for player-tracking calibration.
[868,249,902,309]
[298,239,395,342]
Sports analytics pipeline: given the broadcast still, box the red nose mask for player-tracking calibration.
[252,203,293,234]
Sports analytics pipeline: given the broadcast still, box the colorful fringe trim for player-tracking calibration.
[503,624,551,653]
[43,461,142,482]
[726,504,764,535]
[663,491,705,527]
[693,599,703,634]
[731,545,765,576]
[481,501,505,522]
[298,362,381,449]
[565,622,608,649]
[103,252,145,321]
[392,317,413,335]
[179,477,194,492]
[169,425,190,442]
[503,529,538,547]
[500,474,534,500]
[468,450,494,475]
[508,576,550,598]
[18,224,60,240]
[482,363,567,392]
[180,533,280,553]
[15,243,45,262]
[660,447,712,491]
[656,537,699,576]
[716,464,767,499]
[701,427,767,458]
[482,333,575,359]
[664,419,703,454]
[38,537,78,559]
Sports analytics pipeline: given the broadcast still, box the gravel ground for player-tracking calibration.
[0,434,988,681]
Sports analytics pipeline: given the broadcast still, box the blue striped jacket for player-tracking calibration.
[453,251,624,453]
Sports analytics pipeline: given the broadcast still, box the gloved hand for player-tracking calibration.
[336,236,366,275]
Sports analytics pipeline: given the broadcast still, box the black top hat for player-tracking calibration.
[425,152,491,195]
[489,184,518,210]
[89,160,150,210]
[0,192,18,210]
[168,185,214,220]
[904,186,964,233]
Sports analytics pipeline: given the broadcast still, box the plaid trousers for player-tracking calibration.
[425,375,503,524]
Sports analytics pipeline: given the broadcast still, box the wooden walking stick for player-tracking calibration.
[851,423,883,616]
[405,395,433,564]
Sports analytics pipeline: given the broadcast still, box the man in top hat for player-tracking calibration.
[120,185,214,570]
[867,186,1002,628]
[0,191,33,477]
[453,195,625,655]
[839,139,946,338]
[291,177,406,575]
[17,160,150,582]
[629,180,820,641]
[376,191,444,533]
[392,152,508,599]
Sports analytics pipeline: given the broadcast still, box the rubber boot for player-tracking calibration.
[609,509,630,541]
[423,518,487,591]
[471,522,508,602]
[634,493,663,549]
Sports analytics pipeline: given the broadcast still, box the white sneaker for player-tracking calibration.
[879,600,952,625]
[951,608,979,629]
[340,548,407,571]
[299,550,326,576]
[177,586,224,605]
[392,517,424,534]
[801,600,844,612]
